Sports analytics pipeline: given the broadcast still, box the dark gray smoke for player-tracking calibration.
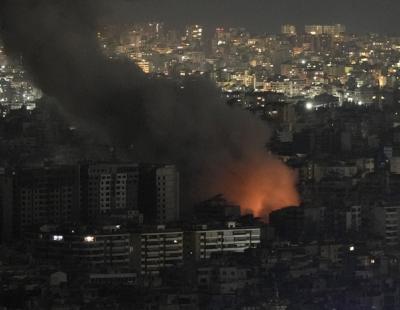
[0,0,299,214]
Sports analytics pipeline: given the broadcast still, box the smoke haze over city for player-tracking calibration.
[0,0,300,217]
[3,0,400,309]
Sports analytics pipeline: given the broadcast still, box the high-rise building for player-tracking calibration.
[281,24,297,36]
[80,163,140,221]
[156,165,180,223]
[138,164,180,224]
[184,25,204,49]
[1,166,80,239]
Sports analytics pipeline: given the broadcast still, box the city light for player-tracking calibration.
[84,236,95,243]
[305,102,313,110]
[52,235,63,241]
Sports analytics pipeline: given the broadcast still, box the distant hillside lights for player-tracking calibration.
[136,59,151,73]
[305,24,346,36]
[281,24,297,36]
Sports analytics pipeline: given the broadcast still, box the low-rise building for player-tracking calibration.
[371,204,400,247]
[131,225,184,275]
[27,224,131,269]
[185,222,261,261]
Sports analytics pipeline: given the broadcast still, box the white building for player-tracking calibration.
[185,222,261,261]
[131,226,184,275]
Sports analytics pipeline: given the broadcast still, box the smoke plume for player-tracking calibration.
[0,0,300,218]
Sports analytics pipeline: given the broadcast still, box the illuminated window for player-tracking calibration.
[52,235,63,241]
[84,236,95,243]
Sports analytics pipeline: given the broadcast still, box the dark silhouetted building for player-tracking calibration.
[194,194,241,223]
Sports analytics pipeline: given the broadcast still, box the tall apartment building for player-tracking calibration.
[1,166,80,240]
[184,222,261,261]
[80,163,139,221]
[139,164,180,224]
[0,162,179,242]
[131,226,184,275]
[184,24,204,49]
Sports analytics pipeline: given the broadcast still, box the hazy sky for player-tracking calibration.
[105,0,400,34]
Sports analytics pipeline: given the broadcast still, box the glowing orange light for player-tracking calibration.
[210,154,300,219]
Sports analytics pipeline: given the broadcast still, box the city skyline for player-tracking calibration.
[2,1,400,309]
[102,0,400,34]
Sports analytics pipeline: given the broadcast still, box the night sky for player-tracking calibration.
[105,0,400,34]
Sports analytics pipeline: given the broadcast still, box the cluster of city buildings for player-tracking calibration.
[2,22,400,309]
[0,162,180,242]
[0,160,266,308]
[0,44,41,113]
[97,22,400,101]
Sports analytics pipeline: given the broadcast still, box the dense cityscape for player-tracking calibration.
[2,6,400,310]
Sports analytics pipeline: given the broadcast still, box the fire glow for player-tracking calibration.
[214,155,300,218]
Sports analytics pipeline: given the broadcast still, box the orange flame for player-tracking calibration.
[211,154,300,219]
